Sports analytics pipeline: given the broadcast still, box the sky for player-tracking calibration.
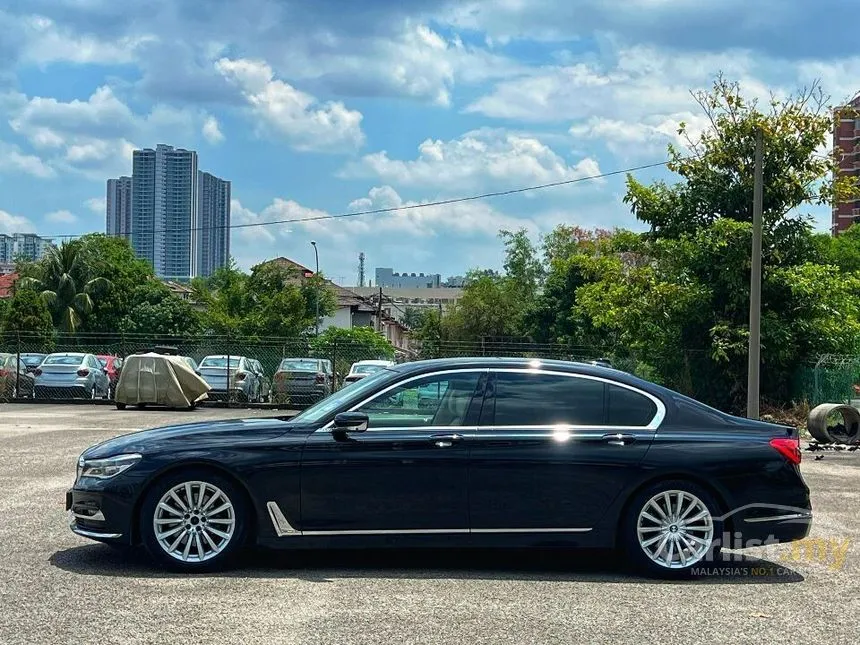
[0,0,858,285]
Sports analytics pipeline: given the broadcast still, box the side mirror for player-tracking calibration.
[333,412,368,433]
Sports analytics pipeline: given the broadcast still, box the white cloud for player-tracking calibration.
[216,57,365,152]
[466,46,766,123]
[342,129,601,192]
[265,23,523,107]
[85,197,106,214]
[0,209,33,233]
[45,209,77,224]
[569,112,712,159]
[19,15,157,66]
[202,115,225,144]
[4,86,211,179]
[0,140,56,178]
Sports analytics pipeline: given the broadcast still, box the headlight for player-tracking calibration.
[77,453,142,481]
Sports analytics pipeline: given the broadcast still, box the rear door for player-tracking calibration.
[469,369,662,533]
[300,369,486,533]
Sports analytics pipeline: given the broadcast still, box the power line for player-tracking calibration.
[46,159,671,240]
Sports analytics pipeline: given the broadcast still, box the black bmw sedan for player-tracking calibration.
[67,357,811,577]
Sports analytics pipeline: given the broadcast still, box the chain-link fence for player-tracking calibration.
[0,333,627,408]
[793,354,860,408]
[1,332,411,407]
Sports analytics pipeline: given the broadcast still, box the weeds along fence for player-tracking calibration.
[793,354,860,408]
[0,333,622,407]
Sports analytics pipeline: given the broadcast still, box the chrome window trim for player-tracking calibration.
[488,368,666,431]
[318,368,489,432]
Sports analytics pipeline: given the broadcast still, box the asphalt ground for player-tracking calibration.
[0,404,858,645]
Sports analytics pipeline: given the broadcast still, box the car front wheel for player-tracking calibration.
[140,469,248,572]
[621,480,722,578]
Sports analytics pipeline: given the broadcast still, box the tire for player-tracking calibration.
[139,468,248,572]
[136,403,146,409]
[115,402,127,410]
[621,480,722,579]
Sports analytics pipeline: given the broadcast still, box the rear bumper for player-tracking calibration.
[36,384,89,398]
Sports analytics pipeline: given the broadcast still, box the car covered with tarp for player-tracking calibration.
[114,353,210,410]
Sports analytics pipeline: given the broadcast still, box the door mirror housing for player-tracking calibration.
[333,412,369,433]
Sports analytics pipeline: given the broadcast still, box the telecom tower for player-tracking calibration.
[358,252,366,287]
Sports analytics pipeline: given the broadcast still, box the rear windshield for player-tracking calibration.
[200,357,240,368]
[21,355,44,366]
[279,359,318,371]
[44,355,84,365]
[354,364,383,375]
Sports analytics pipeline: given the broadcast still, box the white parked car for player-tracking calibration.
[342,359,396,386]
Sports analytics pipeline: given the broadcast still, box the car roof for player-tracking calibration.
[46,352,87,358]
[353,359,394,366]
[201,355,244,360]
[281,357,320,361]
[387,356,654,389]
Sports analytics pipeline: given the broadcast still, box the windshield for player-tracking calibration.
[44,355,85,365]
[279,359,318,371]
[21,355,44,366]
[293,368,397,423]
[200,357,240,368]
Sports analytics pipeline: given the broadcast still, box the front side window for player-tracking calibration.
[492,372,605,426]
[356,373,482,429]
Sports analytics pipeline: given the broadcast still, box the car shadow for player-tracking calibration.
[50,545,805,584]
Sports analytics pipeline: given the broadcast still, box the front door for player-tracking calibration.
[469,369,660,533]
[300,370,486,533]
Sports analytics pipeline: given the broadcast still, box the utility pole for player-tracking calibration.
[311,241,320,336]
[747,129,764,420]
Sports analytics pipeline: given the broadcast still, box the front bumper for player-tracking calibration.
[66,486,134,545]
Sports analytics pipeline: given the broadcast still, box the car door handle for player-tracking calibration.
[430,433,463,448]
[601,433,637,446]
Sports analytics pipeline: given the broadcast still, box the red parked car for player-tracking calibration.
[97,355,124,398]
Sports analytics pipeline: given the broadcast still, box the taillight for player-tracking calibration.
[77,368,90,377]
[34,368,42,376]
[274,372,285,382]
[234,372,246,381]
[315,373,325,384]
[769,437,801,465]
[0,369,8,378]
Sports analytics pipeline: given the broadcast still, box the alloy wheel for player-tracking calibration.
[636,490,714,569]
[153,481,236,563]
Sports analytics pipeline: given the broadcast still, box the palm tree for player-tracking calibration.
[18,242,111,333]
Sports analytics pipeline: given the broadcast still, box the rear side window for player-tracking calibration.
[492,372,605,426]
[607,384,657,426]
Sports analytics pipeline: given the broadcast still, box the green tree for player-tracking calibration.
[192,260,335,337]
[120,282,203,337]
[78,235,156,334]
[0,288,54,346]
[18,241,111,332]
[310,326,395,378]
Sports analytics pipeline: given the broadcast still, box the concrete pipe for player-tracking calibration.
[807,403,860,444]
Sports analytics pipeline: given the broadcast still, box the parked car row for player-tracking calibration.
[0,351,399,404]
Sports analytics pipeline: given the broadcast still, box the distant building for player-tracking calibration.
[196,171,231,278]
[131,144,199,280]
[106,176,132,238]
[375,267,441,289]
[0,273,16,298]
[0,233,54,263]
[444,275,466,288]
[120,144,230,280]
[833,96,860,233]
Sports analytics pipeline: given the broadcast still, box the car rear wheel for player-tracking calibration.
[140,469,248,572]
[115,402,127,410]
[621,480,722,578]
